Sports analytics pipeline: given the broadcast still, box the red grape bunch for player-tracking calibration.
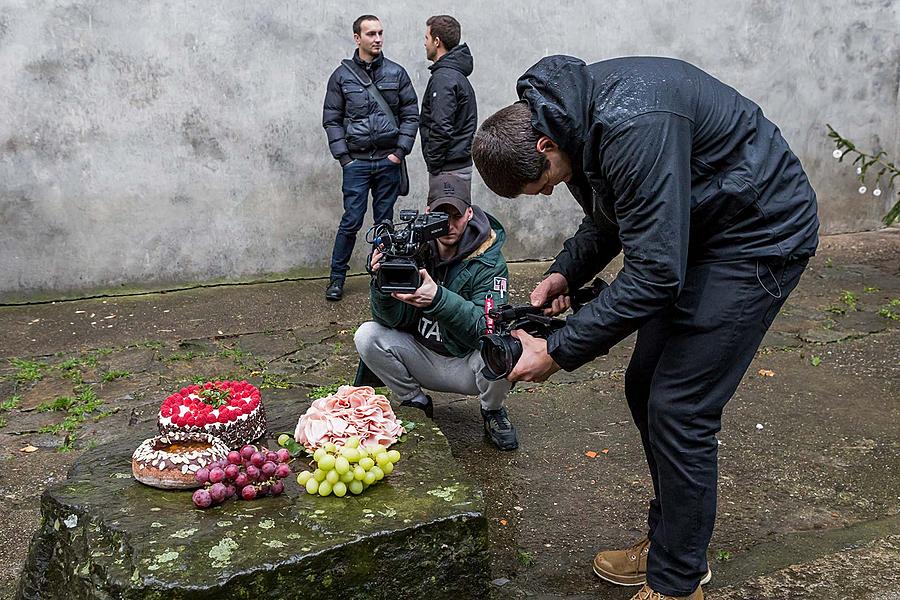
[191,444,293,509]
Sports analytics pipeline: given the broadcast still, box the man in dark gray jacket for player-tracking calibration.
[420,15,477,184]
[322,14,419,301]
[472,56,818,600]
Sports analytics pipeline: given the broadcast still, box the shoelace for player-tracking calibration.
[635,588,673,600]
[628,537,651,561]
[486,410,510,430]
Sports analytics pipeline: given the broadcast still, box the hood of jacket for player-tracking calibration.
[516,55,594,159]
[429,43,474,77]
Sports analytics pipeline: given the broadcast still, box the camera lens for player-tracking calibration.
[376,259,421,293]
[479,334,523,381]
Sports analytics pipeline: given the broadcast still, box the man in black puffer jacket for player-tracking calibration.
[322,14,419,301]
[473,56,819,600]
[420,15,477,186]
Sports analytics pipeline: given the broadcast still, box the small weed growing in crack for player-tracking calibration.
[840,290,859,311]
[716,550,734,561]
[309,384,340,399]
[863,286,880,293]
[878,306,900,321]
[11,358,45,383]
[0,395,21,411]
[102,370,131,382]
[260,373,291,389]
[166,351,204,362]
[59,358,82,371]
[37,396,77,412]
[218,347,247,360]
[38,386,110,450]
[810,355,822,367]
[516,550,536,567]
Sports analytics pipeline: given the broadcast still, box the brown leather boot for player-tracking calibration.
[629,583,703,599]
[592,537,712,587]
[592,536,651,585]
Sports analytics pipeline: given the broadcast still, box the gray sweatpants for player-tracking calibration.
[354,321,511,410]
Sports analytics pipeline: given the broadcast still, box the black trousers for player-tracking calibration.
[624,258,808,596]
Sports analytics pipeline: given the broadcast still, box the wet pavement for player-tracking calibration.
[0,229,898,599]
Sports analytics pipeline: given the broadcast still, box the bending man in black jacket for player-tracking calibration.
[322,14,419,301]
[472,56,819,600]
[420,15,477,186]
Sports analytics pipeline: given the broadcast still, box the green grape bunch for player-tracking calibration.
[296,436,401,497]
[827,124,899,226]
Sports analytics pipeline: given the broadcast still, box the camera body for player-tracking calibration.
[368,210,450,293]
[478,278,609,380]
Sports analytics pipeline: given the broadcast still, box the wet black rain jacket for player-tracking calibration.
[517,56,819,371]
[420,43,478,174]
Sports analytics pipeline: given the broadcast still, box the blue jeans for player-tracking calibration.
[329,157,402,281]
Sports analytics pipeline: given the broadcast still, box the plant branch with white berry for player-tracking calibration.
[827,124,899,226]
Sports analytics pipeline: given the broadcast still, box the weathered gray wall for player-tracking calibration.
[1,0,898,301]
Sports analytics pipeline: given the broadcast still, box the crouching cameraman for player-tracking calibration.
[354,173,518,450]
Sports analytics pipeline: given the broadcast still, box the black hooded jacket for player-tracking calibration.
[323,50,419,163]
[516,56,819,371]
[420,44,478,174]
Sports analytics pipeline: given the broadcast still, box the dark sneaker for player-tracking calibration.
[325,278,344,301]
[481,406,518,450]
[400,394,433,419]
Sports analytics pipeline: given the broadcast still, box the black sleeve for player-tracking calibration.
[394,69,419,158]
[322,70,349,160]
[547,214,621,292]
[422,71,459,173]
[547,113,692,370]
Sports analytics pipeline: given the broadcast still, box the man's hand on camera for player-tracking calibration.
[370,248,384,272]
[392,269,438,307]
[530,272,571,316]
[507,329,561,382]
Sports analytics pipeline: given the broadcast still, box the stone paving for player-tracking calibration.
[0,229,898,599]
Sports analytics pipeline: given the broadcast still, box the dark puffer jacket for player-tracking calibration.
[515,55,819,371]
[323,50,419,164]
[420,43,478,174]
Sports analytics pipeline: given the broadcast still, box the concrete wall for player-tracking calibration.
[1,0,898,301]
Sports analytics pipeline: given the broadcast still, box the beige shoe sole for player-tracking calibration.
[591,564,713,587]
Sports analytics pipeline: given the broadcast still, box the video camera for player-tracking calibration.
[366,210,450,293]
[478,278,609,381]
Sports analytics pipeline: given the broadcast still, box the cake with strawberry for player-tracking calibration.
[158,380,267,449]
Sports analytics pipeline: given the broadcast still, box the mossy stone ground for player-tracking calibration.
[16,401,489,600]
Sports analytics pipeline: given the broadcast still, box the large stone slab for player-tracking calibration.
[16,396,489,599]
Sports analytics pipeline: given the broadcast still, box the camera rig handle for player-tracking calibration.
[570,277,610,312]
[486,304,567,331]
[488,277,609,320]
